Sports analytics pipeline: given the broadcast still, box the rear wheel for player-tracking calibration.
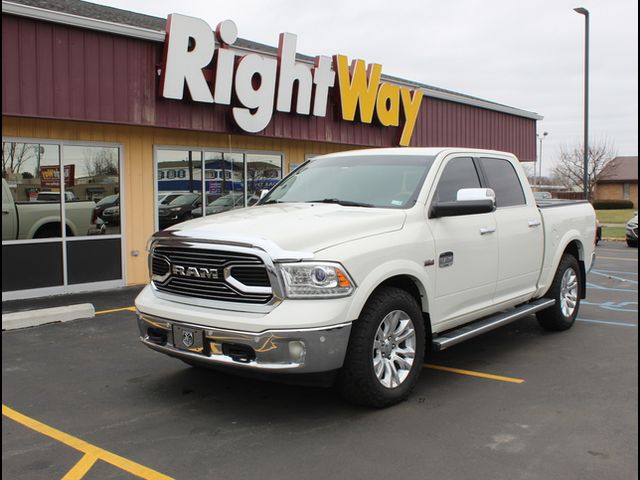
[337,287,425,408]
[537,254,581,331]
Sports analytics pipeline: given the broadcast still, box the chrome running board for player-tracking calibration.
[432,298,555,351]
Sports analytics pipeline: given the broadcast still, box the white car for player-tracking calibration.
[136,148,596,407]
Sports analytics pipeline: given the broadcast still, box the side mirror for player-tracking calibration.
[430,188,496,218]
[259,189,269,200]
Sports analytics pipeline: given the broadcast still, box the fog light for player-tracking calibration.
[288,341,306,363]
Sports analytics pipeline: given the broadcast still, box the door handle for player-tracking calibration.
[479,227,496,235]
[528,220,542,227]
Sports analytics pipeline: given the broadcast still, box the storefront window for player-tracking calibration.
[2,142,62,240]
[64,145,120,236]
[155,148,282,230]
[2,139,124,296]
[246,154,282,206]
[156,149,203,229]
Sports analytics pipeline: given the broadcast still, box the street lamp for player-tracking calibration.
[574,6,590,200]
[537,131,549,187]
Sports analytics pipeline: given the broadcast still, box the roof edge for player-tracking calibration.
[2,0,543,121]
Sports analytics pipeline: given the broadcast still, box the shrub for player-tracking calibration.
[592,199,635,209]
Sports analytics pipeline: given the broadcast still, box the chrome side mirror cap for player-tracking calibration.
[456,188,496,203]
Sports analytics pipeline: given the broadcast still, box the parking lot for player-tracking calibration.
[2,241,637,480]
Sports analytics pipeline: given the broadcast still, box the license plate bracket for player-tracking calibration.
[173,325,205,354]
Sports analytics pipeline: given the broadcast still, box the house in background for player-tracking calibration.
[593,156,638,208]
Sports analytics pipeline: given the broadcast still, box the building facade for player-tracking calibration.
[2,0,541,300]
[593,156,638,208]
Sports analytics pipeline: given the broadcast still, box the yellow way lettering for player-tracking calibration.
[334,55,381,123]
[399,88,423,146]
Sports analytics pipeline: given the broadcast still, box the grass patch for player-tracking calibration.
[595,209,636,224]
[602,226,626,240]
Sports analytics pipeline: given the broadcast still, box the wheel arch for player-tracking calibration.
[347,269,432,343]
[562,240,587,299]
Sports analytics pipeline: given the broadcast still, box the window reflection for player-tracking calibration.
[246,154,282,206]
[2,142,62,239]
[64,146,120,236]
[156,150,203,229]
[155,149,283,229]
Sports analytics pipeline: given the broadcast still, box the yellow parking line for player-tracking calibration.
[2,405,173,480]
[62,453,98,480]
[424,363,525,384]
[95,307,136,315]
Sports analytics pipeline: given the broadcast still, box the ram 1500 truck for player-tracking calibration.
[136,148,596,407]
[2,178,95,240]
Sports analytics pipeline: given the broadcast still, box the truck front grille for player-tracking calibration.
[151,246,273,304]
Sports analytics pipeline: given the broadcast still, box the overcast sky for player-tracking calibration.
[93,0,638,173]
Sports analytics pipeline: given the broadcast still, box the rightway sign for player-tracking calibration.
[159,14,423,146]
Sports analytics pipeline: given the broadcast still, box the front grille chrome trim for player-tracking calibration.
[149,240,285,314]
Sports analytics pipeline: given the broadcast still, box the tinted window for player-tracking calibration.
[479,158,526,207]
[434,157,481,203]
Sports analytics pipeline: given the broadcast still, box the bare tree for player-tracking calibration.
[2,142,37,178]
[551,140,616,198]
[83,148,118,177]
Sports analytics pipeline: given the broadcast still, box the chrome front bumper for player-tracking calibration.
[137,312,352,373]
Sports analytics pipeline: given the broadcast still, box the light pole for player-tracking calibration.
[537,131,548,187]
[574,6,590,200]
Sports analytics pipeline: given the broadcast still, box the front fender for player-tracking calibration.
[345,259,432,322]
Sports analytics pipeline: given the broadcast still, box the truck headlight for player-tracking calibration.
[279,262,355,298]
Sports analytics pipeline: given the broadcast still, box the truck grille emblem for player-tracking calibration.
[171,265,219,279]
[182,331,194,348]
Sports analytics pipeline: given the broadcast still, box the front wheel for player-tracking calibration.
[537,254,582,331]
[337,287,425,408]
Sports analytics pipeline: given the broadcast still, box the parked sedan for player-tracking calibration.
[626,213,638,247]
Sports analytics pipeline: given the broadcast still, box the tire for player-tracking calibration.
[337,287,425,408]
[537,254,581,331]
[627,239,638,248]
[33,224,61,238]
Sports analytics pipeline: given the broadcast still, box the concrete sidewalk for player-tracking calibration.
[2,285,144,319]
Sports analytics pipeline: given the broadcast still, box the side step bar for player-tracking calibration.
[432,298,555,352]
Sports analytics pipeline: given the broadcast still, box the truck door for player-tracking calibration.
[429,157,499,326]
[478,157,544,304]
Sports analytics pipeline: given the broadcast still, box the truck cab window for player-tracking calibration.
[434,157,481,203]
[479,158,526,207]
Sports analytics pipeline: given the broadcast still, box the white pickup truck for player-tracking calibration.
[136,148,596,407]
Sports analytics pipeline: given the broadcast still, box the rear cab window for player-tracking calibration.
[479,157,526,207]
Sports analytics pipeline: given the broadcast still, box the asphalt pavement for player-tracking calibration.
[2,241,638,480]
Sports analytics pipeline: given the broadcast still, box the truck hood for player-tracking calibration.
[161,203,406,259]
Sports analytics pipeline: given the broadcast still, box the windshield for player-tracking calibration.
[260,154,435,209]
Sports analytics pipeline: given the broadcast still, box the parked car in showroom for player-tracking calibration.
[626,213,638,247]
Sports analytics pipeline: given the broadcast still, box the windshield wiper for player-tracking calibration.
[308,198,375,208]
